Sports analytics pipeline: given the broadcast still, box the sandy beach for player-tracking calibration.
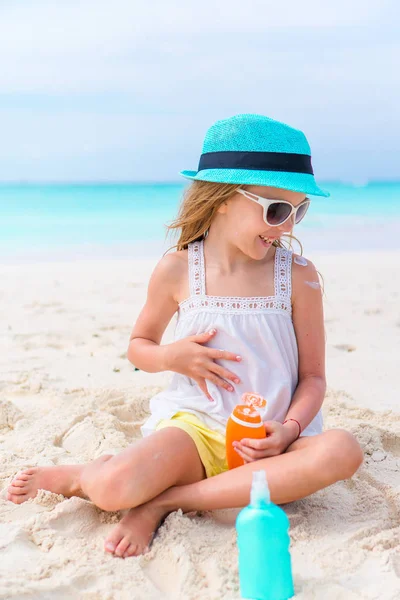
[0,250,399,599]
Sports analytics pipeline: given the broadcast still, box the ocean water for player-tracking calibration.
[1,181,399,262]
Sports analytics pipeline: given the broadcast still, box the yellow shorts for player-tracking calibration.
[155,411,228,478]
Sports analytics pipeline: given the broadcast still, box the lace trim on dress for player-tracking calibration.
[179,295,291,315]
[181,239,292,317]
[274,246,292,300]
[188,240,206,296]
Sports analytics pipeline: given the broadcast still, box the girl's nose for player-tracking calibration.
[277,214,295,234]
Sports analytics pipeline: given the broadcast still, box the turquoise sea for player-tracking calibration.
[1,181,400,262]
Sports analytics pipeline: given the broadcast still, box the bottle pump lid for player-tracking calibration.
[250,470,271,505]
[231,405,263,427]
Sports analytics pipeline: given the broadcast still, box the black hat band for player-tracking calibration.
[198,151,314,175]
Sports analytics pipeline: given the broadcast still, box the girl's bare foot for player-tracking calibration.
[7,465,85,504]
[104,502,167,558]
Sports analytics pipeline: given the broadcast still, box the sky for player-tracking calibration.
[0,0,398,183]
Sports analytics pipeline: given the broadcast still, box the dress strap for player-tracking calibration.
[188,239,206,296]
[274,247,293,300]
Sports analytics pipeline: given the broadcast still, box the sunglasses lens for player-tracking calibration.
[295,202,310,224]
[266,203,292,225]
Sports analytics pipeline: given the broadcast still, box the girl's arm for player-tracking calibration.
[127,252,183,372]
[127,252,241,393]
[283,256,326,443]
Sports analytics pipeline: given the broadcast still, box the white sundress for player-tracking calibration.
[141,239,323,438]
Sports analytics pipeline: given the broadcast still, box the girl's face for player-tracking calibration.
[218,185,307,259]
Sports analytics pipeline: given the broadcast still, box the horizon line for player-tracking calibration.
[0,178,400,186]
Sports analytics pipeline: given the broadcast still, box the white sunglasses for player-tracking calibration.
[236,188,311,227]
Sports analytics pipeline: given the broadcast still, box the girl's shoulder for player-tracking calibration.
[150,249,189,303]
[291,253,322,302]
[154,248,188,274]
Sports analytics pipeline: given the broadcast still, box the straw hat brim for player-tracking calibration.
[180,169,330,198]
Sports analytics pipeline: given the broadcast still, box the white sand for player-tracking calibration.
[0,250,399,599]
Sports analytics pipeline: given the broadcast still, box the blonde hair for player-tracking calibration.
[164,180,304,254]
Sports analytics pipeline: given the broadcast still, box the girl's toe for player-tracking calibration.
[114,537,131,557]
[104,540,118,554]
[104,531,123,554]
[9,494,28,504]
[133,544,147,557]
[123,544,136,558]
[10,480,26,488]
[23,469,36,475]
[14,472,30,481]
[8,486,27,495]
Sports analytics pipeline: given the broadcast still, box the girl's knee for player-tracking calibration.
[89,467,134,511]
[81,455,137,512]
[323,429,364,480]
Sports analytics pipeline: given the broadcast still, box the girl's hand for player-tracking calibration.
[233,421,293,461]
[165,329,242,401]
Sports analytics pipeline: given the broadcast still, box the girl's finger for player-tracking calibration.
[234,444,265,461]
[234,447,255,463]
[195,379,213,402]
[208,362,241,384]
[191,329,217,344]
[199,368,235,392]
[240,437,274,451]
[208,348,242,363]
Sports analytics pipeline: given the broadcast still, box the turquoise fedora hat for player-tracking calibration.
[180,113,330,197]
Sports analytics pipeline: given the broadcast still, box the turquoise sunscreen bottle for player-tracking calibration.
[236,470,294,600]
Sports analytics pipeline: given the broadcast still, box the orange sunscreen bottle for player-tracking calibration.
[226,393,267,470]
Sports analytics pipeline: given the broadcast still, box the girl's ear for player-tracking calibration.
[216,200,229,215]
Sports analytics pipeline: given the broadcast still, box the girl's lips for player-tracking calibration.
[259,236,272,247]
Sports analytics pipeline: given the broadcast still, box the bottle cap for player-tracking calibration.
[242,392,267,409]
[232,405,262,425]
[250,470,271,504]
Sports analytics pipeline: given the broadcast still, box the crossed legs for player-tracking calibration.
[8,427,363,557]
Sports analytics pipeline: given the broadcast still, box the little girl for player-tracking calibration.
[8,114,363,559]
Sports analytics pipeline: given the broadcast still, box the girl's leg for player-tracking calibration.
[7,427,206,510]
[108,429,363,558]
